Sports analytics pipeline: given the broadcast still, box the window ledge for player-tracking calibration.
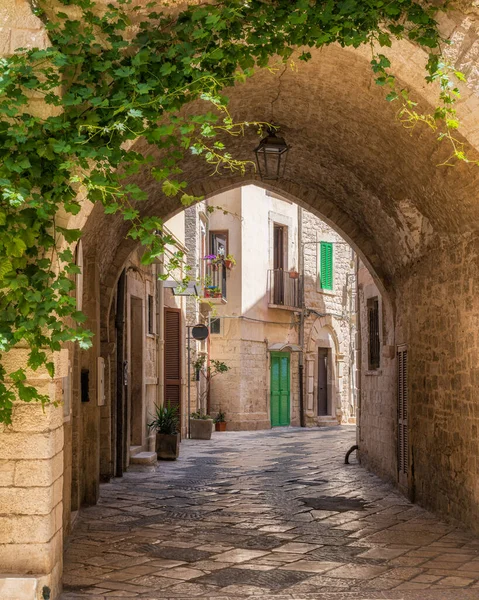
[316,288,336,296]
[268,303,301,312]
[365,369,382,376]
[200,297,227,305]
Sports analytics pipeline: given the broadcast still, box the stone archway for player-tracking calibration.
[304,315,343,426]
[6,3,479,596]
[74,38,479,538]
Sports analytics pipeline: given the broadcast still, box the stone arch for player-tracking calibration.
[72,15,479,535]
[304,315,344,424]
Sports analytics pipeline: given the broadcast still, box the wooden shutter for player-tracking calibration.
[274,225,285,271]
[398,346,408,480]
[368,299,380,369]
[164,308,181,424]
[320,242,333,290]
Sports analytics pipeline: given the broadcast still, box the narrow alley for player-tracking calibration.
[62,428,479,599]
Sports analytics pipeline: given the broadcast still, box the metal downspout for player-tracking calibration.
[298,206,305,427]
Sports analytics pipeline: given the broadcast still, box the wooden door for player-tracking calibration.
[270,352,290,427]
[130,296,144,446]
[318,348,329,416]
[164,308,182,426]
[398,346,408,485]
[273,225,285,304]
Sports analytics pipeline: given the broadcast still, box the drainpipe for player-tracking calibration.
[156,258,165,410]
[355,254,361,447]
[298,206,305,427]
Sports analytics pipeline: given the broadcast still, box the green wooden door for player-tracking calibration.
[270,352,291,427]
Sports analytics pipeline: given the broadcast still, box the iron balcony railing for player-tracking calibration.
[267,269,301,309]
[204,261,227,300]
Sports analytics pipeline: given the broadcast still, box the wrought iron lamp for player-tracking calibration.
[253,126,290,180]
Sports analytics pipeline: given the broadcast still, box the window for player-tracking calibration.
[273,224,286,270]
[147,294,154,334]
[273,224,287,305]
[368,297,380,370]
[210,317,221,335]
[319,241,333,290]
[209,231,228,258]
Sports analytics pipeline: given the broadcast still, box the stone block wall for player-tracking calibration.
[301,209,357,424]
[396,235,479,531]
[0,364,67,599]
[209,325,301,430]
[357,264,397,483]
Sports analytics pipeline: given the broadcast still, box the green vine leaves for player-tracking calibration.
[0,0,469,423]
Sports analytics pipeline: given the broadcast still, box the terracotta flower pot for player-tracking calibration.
[215,421,227,432]
[225,260,234,270]
[289,271,299,279]
[214,292,222,298]
[156,433,179,460]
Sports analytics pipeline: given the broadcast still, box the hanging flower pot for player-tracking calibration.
[224,255,236,270]
[289,270,299,279]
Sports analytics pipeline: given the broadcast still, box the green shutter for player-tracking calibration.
[320,242,333,290]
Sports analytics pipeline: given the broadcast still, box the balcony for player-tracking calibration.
[267,269,301,310]
[201,261,227,304]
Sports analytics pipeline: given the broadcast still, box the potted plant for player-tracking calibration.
[212,286,222,298]
[192,356,230,439]
[190,411,214,440]
[148,402,180,460]
[214,410,227,432]
[224,254,236,270]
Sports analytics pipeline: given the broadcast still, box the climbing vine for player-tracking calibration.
[0,0,464,423]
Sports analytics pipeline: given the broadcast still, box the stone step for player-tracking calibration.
[318,417,339,426]
[130,445,143,457]
[130,451,157,465]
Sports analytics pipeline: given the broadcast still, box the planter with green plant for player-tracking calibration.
[214,410,227,432]
[148,402,180,460]
[190,411,214,440]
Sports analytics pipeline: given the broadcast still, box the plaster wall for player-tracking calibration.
[207,186,354,430]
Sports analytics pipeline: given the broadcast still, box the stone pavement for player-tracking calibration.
[62,427,479,599]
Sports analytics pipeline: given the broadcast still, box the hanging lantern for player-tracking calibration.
[254,127,290,180]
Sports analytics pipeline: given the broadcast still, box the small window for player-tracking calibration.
[210,231,228,258]
[147,294,154,334]
[319,241,333,290]
[210,317,221,335]
[368,297,380,370]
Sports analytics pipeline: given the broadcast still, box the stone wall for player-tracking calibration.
[396,235,479,531]
[357,264,397,483]
[0,362,67,600]
[301,209,357,425]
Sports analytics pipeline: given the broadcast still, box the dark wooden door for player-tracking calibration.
[164,308,182,426]
[398,346,408,485]
[318,348,329,416]
[273,225,285,304]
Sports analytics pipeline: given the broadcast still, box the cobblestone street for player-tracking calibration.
[62,428,479,599]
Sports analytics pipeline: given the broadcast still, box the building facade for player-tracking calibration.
[197,185,357,430]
